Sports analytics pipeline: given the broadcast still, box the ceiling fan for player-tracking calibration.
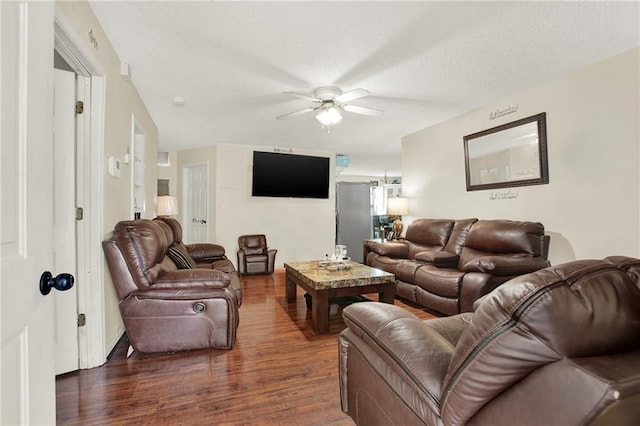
[276,86,384,126]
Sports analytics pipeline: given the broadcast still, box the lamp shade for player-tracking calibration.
[387,197,409,216]
[156,195,179,216]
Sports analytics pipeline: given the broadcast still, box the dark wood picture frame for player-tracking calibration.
[463,112,549,191]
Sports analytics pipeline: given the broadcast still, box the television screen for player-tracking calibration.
[252,151,330,199]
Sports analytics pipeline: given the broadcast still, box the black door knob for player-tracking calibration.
[39,271,74,295]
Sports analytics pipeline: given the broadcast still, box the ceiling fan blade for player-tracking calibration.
[283,91,320,102]
[276,107,316,120]
[335,88,370,103]
[343,104,384,117]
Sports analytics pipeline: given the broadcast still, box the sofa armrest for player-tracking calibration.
[342,302,454,405]
[369,241,409,258]
[185,243,226,260]
[414,250,459,267]
[153,269,231,290]
[461,256,550,276]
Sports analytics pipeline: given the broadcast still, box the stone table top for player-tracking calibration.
[284,260,395,290]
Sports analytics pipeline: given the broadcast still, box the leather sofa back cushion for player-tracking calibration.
[440,260,640,425]
[114,220,169,288]
[463,220,545,256]
[155,216,183,244]
[187,243,226,259]
[239,235,267,255]
[606,255,640,287]
[405,219,454,247]
[443,218,478,254]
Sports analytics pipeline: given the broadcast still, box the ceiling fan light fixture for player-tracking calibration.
[316,106,342,126]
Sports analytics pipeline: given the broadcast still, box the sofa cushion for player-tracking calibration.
[167,243,197,269]
[368,255,404,275]
[405,219,454,247]
[154,216,183,244]
[463,220,546,256]
[414,251,459,267]
[460,256,550,276]
[187,243,226,259]
[442,218,478,255]
[243,246,266,256]
[415,265,464,298]
[114,220,169,288]
[239,234,267,255]
[395,260,423,283]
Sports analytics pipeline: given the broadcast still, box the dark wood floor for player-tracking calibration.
[56,270,435,425]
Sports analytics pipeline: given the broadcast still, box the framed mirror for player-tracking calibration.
[463,112,548,191]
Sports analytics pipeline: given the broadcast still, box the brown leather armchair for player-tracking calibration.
[339,256,640,425]
[102,218,242,353]
[236,234,277,275]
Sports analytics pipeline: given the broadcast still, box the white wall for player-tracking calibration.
[403,47,640,265]
[178,144,337,268]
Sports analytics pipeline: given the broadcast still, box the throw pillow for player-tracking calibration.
[167,243,197,269]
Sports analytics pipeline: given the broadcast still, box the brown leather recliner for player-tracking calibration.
[339,256,640,425]
[236,234,277,275]
[102,218,242,353]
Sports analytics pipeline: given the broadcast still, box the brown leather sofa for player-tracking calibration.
[366,218,550,314]
[339,256,640,426]
[102,217,242,353]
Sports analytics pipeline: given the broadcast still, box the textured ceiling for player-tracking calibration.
[88,1,639,176]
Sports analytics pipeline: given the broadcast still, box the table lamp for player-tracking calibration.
[387,197,409,239]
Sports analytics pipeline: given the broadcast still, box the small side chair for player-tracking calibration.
[237,234,277,275]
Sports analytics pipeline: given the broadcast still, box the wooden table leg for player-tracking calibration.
[378,282,396,304]
[285,272,297,303]
[311,290,329,334]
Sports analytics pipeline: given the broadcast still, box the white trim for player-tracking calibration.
[54,9,107,369]
[130,115,147,218]
[88,75,106,366]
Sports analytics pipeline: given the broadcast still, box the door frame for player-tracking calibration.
[54,10,107,369]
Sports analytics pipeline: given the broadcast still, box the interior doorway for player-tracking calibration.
[183,163,209,243]
[54,15,107,370]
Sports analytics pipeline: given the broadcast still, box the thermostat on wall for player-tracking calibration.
[107,156,121,177]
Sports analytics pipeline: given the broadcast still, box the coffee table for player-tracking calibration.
[284,260,396,334]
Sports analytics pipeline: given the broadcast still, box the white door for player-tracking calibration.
[1,1,59,425]
[53,68,79,375]
[184,164,208,243]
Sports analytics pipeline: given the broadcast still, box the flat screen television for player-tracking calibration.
[252,151,330,199]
